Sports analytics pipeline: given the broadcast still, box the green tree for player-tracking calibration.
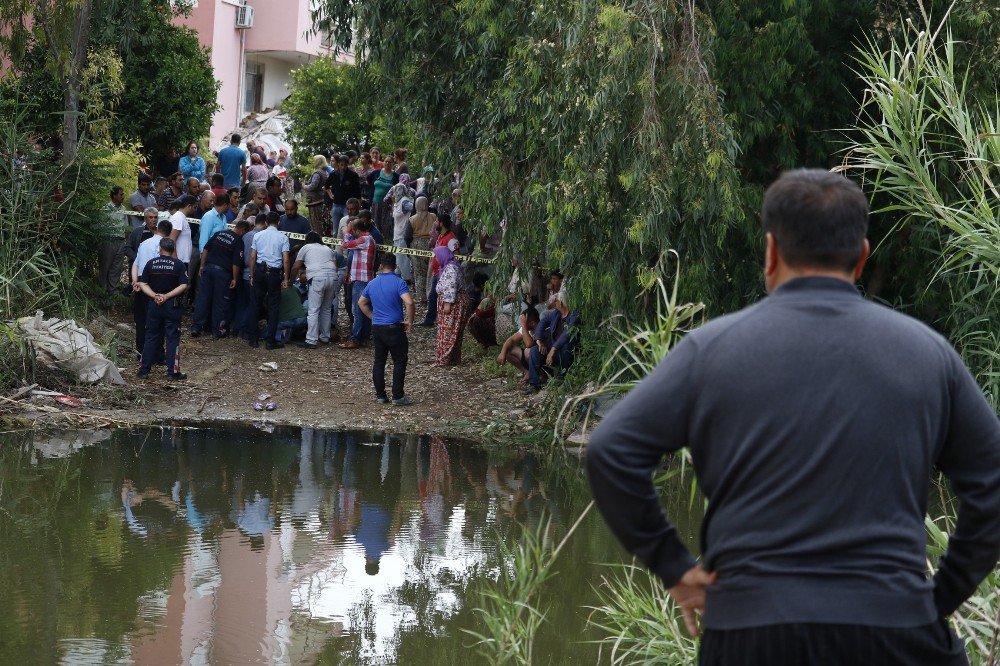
[284,58,377,157]
[0,0,217,159]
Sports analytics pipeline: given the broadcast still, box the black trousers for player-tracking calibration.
[252,265,283,343]
[133,291,164,363]
[133,290,148,353]
[140,300,182,375]
[344,280,354,324]
[372,324,408,400]
[699,620,968,666]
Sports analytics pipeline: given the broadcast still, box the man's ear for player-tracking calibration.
[852,239,870,281]
[764,232,779,277]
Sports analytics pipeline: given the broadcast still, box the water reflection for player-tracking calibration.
[0,425,691,664]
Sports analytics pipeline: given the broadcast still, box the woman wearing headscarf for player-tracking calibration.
[371,157,398,243]
[304,154,330,235]
[433,239,470,366]
[409,196,437,305]
[247,153,270,191]
[388,181,415,285]
[415,166,435,199]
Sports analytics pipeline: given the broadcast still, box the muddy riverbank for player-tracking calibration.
[5,306,548,442]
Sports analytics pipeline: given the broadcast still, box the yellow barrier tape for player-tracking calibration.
[123,209,496,264]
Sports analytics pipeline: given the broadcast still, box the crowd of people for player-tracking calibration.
[104,135,581,400]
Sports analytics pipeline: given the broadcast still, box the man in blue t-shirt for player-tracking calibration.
[358,254,415,405]
[217,134,247,190]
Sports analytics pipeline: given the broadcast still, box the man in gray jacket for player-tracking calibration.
[586,169,1000,665]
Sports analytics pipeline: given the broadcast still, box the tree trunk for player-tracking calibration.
[60,0,92,167]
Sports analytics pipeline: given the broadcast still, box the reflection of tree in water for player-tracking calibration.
[0,425,626,665]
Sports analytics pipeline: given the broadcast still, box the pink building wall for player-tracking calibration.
[174,0,348,150]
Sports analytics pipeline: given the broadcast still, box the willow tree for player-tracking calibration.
[312,0,748,332]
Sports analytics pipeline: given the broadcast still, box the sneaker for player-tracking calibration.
[168,372,187,381]
[375,396,389,404]
[190,328,201,338]
[298,341,318,349]
[265,341,285,350]
[523,385,540,396]
[136,370,149,379]
[392,396,414,406]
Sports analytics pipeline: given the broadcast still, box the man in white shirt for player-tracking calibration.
[169,194,198,266]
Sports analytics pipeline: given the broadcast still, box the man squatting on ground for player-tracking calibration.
[586,169,1000,665]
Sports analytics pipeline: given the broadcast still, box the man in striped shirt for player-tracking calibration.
[340,215,376,349]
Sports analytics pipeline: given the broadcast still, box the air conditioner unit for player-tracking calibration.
[235,5,254,29]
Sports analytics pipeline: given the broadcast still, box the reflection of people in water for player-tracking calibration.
[418,436,453,540]
[121,478,179,538]
[351,435,401,576]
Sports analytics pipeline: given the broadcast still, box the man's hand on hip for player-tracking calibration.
[668,565,717,637]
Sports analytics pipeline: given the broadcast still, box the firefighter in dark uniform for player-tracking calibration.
[192,220,250,338]
[137,237,189,380]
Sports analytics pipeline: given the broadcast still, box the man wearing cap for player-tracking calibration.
[358,253,415,405]
[137,237,189,380]
[248,211,291,349]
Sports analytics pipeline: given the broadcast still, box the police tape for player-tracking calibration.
[123,209,497,265]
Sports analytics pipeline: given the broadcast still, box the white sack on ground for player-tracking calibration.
[14,312,126,385]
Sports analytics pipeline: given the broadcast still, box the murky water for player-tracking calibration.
[0,425,701,665]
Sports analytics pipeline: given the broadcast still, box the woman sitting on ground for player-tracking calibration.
[433,239,470,366]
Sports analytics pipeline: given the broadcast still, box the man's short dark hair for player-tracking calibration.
[214,195,229,209]
[110,186,123,198]
[211,173,224,186]
[227,187,239,198]
[761,169,869,272]
[156,220,173,236]
[231,133,241,144]
[266,176,281,189]
[346,150,357,160]
[346,197,359,207]
[235,220,251,232]
[357,209,372,221]
[336,155,348,166]
[354,216,371,231]
[439,216,452,231]
[170,171,183,183]
[380,253,397,269]
[138,174,152,185]
[266,211,280,226]
[176,194,197,209]
[524,307,541,326]
[285,199,298,212]
[305,231,323,245]
[550,270,564,280]
[159,237,176,253]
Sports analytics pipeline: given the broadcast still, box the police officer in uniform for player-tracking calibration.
[193,220,250,338]
[248,211,291,349]
[137,237,189,379]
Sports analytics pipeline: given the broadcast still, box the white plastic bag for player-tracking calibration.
[14,311,126,385]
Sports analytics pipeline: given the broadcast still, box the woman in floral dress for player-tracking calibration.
[433,240,469,366]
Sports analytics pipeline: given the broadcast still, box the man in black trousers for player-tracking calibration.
[358,253,415,406]
[586,169,1000,665]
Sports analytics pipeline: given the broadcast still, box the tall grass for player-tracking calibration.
[465,505,592,665]
[840,9,1000,410]
[0,112,118,323]
[554,251,705,441]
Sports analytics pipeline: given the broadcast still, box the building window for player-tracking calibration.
[244,61,264,115]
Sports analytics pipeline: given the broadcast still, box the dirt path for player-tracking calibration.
[11,305,539,441]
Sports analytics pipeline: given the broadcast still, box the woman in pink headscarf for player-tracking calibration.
[433,239,469,365]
